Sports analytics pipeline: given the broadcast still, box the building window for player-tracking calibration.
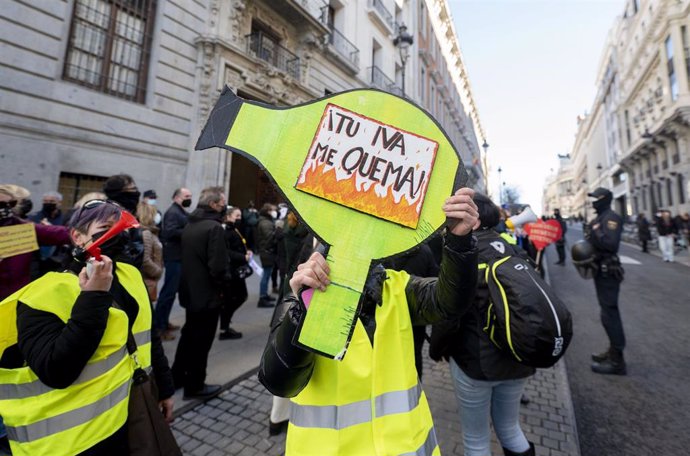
[666,177,673,206]
[665,35,679,101]
[64,0,157,103]
[420,2,426,37]
[58,172,108,209]
[420,68,425,104]
[624,110,631,145]
[678,174,686,204]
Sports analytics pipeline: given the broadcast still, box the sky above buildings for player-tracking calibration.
[448,0,624,212]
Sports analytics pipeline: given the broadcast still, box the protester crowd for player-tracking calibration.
[0,172,683,456]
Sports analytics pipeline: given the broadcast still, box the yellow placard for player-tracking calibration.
[0,223,39,258]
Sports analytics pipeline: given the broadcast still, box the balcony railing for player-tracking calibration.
[246,31,300,80]
[368,0,395,32]
[267,0,329,33]
[327,26,360,69]
[368,65,401,96]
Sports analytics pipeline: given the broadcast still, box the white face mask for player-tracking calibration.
[148,199,157,206]
[269,210,278,219]
[154,212,162,225]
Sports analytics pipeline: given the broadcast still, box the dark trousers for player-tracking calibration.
[640,239,648,252]
[413,325,427,381]
[172,307,220,391]
[594,272,625,351]
[556,242,566,262]
[220,279,248,329]
[154,260,182,331]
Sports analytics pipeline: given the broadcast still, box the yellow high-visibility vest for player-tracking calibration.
[0,263,152,456]
[287,270,440,456]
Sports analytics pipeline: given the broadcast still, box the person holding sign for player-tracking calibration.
[0,185,70,301]
[259,187,479,456]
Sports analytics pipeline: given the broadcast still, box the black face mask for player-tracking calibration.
[0,207,13,220]
[89,229,128,258]
[42,203,57,214]
[181,199,192,208]
[592,195,612,214]
[18,199,33,217]
[111,191,141,213]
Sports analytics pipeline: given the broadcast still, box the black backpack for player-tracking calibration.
[482,254,573,368]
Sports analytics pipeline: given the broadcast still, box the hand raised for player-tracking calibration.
[443,187,479,236]
[289,252,331,296]
[78,255,114,292]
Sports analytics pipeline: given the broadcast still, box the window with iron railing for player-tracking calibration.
[64,0,156,103]
[370,0,394,30]
[327,27,360,69]
[368,66,401,96]
[247,29,300,80]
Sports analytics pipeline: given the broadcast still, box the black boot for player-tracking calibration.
[591,348,626,375]
[503,441,535,456]
[591,347,611,363]
[258,296,276,308]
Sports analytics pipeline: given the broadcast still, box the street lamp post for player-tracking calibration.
[497,166,503,205]
[393,23,413,97]
[481,141,489,192]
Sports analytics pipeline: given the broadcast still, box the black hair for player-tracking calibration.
[103,174,134,197]
[473,192,500,229]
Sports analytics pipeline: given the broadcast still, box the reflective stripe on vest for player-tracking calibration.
[0,346,128,400]
[287,270,438,456]
[291,382,422,430]
[5,377,130,443]
[134,329,151,351]
[400,427,439,456]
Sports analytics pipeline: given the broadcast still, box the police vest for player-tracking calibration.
[287,270,440,456]
[0,263,152,456]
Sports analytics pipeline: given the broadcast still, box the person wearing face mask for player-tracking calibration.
[4,184,33,219]
[0,199,179,455]
[256,203,279,308]
[143,189,163,229]
[103,174,145,269]
[154,187,193,340]
[28,191,68,275]
[136,202,164,305]
[584,187,626,376]
[171,187,228,399]
[0,185,70,301]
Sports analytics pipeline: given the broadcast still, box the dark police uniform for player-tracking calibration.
[586,187,626,375]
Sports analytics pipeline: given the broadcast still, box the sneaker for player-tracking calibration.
[219,327,243,340]
[258,297,275,308]
[183,384,222,400]
[591,348,611,363]
[591,358,627,375]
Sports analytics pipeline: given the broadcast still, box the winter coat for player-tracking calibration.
[258,232,478,398]
[178,207,227,312]
[636,216,651,241]
[256,215,277,267]
[141,226,164,300]
[161,202,189,262]
[223,222,249,305]
[429,229,535,381]
[0,216,70,300]
[656,217,678,236]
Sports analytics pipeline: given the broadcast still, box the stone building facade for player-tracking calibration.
[1,0,485,209]
[559,0,690,220]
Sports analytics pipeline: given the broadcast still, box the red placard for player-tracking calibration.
[524,219,563,251]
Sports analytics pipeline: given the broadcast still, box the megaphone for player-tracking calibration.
[73,210,140,262]
[505,206,537,231]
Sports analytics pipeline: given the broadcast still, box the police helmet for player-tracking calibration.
[571,240,598,279]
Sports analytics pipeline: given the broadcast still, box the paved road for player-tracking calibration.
[547,224,690,456]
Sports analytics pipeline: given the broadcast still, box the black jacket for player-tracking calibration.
[588,207,623,255]
[224,222,248,270]
[258,232,478,398]
[429,229,535,381]
[178,207,227,312]
[161,202,189,262]
[256,215,277,267]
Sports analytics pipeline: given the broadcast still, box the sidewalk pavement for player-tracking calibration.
[166,270,581,455]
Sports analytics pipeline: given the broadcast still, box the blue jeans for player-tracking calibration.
[154,260,182,331]
[260,265,274,298]
[450,359,530,456]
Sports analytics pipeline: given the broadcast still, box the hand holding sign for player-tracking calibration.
[196,87,466,359]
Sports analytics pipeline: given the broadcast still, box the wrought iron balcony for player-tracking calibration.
[266,0,329,34]
[368,66,401,96]
[246,31,300,80]
[367,0,395,33]
[327,26,360,70]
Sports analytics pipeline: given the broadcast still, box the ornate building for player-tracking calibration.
[1,0,486,208]
[563,0,690,220]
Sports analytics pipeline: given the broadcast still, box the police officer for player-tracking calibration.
[554,208,567,265]
[586,187,626,375]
